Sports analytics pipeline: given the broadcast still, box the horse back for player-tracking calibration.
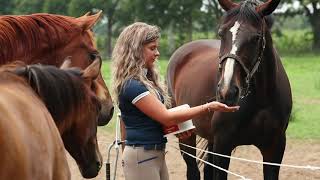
[167,40,221,139]
[0,79,70,180]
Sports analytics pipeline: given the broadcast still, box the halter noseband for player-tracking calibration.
[218,19,266,99]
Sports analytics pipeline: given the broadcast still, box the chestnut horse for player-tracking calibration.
[166,0,292,179]
[0,58,104,179]
[0,12,113,125]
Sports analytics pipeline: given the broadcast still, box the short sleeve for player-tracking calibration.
[122,79,150,104]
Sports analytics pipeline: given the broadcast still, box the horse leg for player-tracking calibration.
[203,142,213,180]
[179,134,200,180]
[260,134,286,180]
[212,142,232,180]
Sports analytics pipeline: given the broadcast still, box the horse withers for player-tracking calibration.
[0,12,113,126]
[166,0,292,179]
[0,58,104,179]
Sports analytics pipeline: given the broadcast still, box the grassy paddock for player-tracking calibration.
[100,55,320,139]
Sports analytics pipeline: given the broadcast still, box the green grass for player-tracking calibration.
[100,55,320,139]
[282,55,320,139]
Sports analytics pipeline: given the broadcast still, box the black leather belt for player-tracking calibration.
[127,144,166,151]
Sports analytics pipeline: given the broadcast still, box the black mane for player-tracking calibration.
[18,65,86,122]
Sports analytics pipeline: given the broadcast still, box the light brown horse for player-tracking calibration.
[0,12,113,125]
[167,0,292,179]
[0,58,104,179]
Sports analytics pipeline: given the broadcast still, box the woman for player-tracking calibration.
[112,22,239,180]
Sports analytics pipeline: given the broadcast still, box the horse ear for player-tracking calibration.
[256,0,280,16]
[218,0,238,11]
[60,57,72,69]
[76,10,103,31]
[82,57,102,80]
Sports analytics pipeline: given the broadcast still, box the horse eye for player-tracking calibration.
[89,53,97,62]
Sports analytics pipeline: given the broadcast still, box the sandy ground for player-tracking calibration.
[67,131,320,180]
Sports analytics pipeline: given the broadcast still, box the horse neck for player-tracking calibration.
[253,34,278,102]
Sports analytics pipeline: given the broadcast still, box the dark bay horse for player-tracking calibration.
[0,12,113,125]
[0,58,103,179]
[166,0,292,179]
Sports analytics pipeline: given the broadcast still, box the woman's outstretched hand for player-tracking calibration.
[206,101,240,112]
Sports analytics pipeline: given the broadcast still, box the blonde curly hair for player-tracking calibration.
[112,22,171,107]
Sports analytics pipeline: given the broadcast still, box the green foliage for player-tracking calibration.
[43,0,71,14]
[272,29,314,55]
[13,0,44,14]
[0,0,15,14]
[68,0,95,16]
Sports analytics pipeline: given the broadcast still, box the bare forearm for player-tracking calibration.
[164,104,208,126]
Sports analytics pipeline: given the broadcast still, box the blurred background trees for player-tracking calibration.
[0,0,318,58]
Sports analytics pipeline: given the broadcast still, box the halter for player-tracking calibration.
[219,19,266,99]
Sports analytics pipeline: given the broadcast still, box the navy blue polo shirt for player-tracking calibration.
[119,79,167,145]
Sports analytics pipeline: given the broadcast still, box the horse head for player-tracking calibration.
[59,58,103,178]
[62,11,114,126]
[216,0,279,105]
[0,12,114,126]
[14,58,104,178]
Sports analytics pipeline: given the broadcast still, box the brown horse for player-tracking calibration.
[166,0,292,179]
[0,12,113,125]
[0,58,103,179]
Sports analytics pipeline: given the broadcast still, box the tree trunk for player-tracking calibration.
[305,3,320,51]
[310,14,320,51]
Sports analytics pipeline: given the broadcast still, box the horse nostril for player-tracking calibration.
[234,86,239,96]
[97,161,102,169]
[228,85,239,100]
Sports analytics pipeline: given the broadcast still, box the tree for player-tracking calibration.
[0,0,15,14]
[167,0,203,42]
[43,0,72,15]
[282,0,320,51]
[13,0,45,14]
[91,0,121,58]
[68,0,95,16]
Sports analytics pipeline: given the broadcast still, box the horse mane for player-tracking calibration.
[223,0,274,28]
[15,64,87,122]
[0,14,83,63]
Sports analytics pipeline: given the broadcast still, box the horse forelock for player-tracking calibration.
[25,65,88,122]
[0,14,89,63]
[223,0,274,28]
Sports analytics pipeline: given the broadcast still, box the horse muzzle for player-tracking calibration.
[217,83,240,106]
[98,102,114,126]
